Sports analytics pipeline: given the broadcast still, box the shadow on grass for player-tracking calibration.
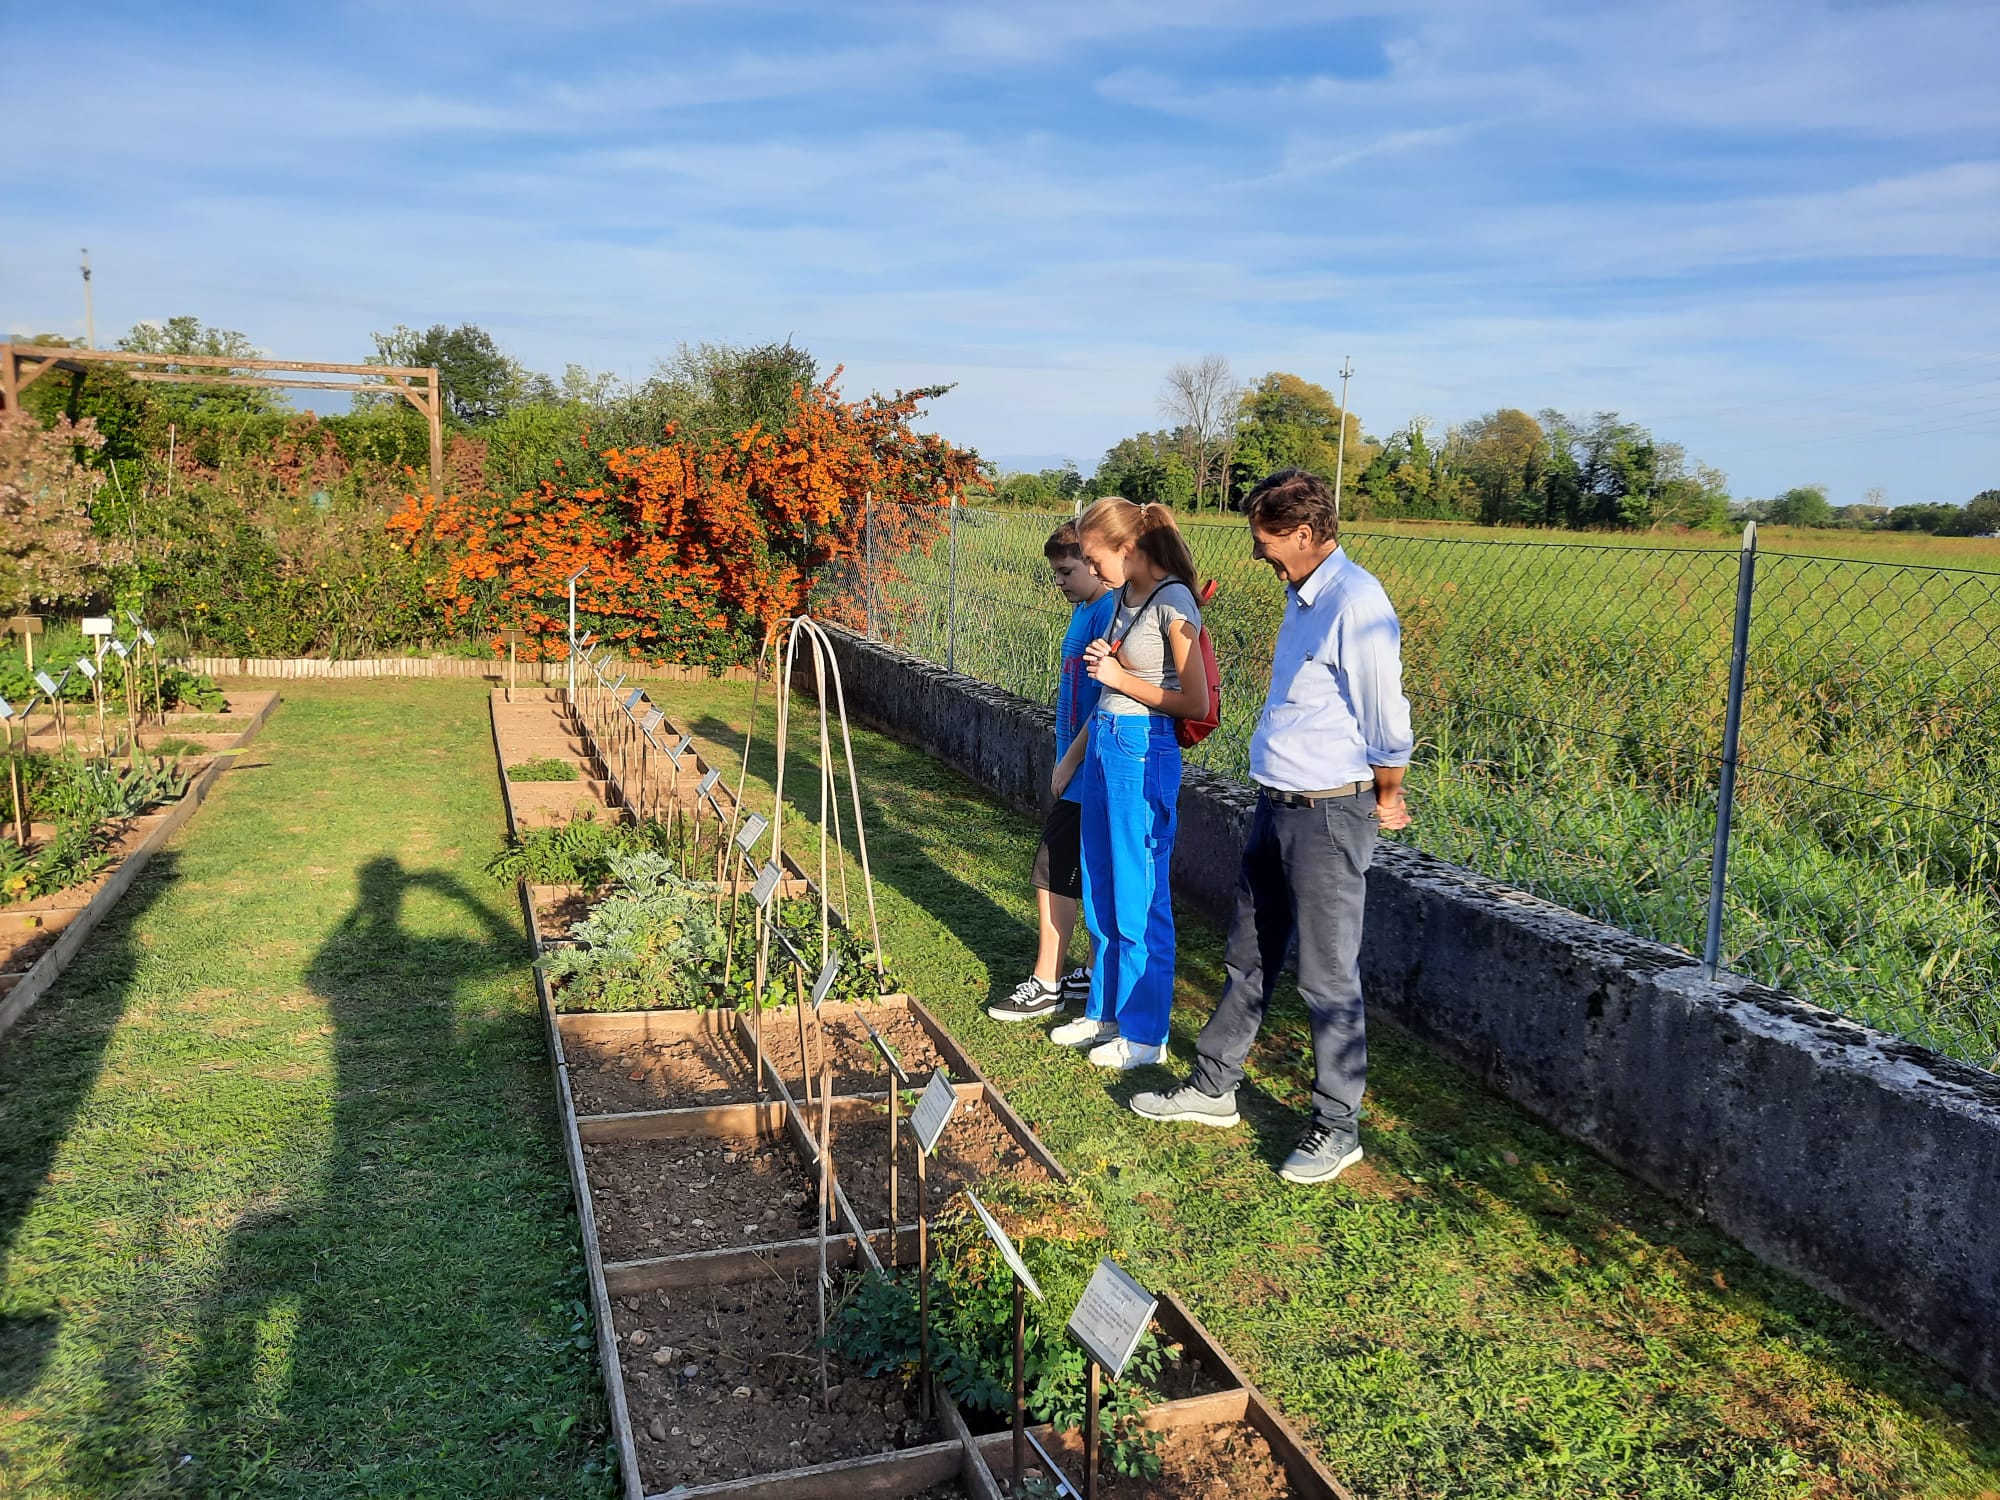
[63,855,596,1497]
[0,853,181,1405]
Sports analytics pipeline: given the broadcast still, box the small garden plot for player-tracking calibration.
[565,1026,759,1114]
[1027,1422,1298,1500]
[583,1136,821,1262]
[830,1098,1053,1230]
[751,1004,950,1096]
[612,1271,937,1493]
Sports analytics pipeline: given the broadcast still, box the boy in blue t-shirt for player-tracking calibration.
[989,522,1118,1021]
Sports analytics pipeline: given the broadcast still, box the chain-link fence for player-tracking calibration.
[816,499,2000,1072]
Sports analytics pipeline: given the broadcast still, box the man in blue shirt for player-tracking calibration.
[988,521,1119,1021]
[1131,469,1413,1184]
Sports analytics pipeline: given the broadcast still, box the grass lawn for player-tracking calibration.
[0,680,610,1498]
[664,676,2000,1500]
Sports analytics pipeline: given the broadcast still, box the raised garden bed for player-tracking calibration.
[494,684,1353,1500]
[614,1270,938,1493]
[829,1097,1054,1231]
[0,689,281,1041]
[586,1135,822,1263]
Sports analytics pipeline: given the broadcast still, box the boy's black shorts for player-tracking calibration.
[1032,799,1084,901]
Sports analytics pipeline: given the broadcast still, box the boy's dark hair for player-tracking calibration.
[1243,468,1340,540]
[1044,521,1084,561]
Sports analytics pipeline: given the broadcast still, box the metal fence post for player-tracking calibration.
[1703,521,1758,980]
[946,496,960,674]
[864,492,877,639]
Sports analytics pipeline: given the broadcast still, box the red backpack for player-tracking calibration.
[1113,579,1222,749]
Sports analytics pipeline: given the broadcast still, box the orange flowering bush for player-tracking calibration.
[386,375,979,665]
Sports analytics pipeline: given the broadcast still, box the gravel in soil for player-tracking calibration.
[584,1138,821,1262]
[1018,1422,1297,1499]
[613,1273,935,1492]
[750,1006,950,1096]
[566,1029,758,1114]
[827,1098,1052,1228]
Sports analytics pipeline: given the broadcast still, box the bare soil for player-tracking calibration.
[826,1098,1052,1228]
[565,1028,759,1115]
[531,883,598,942]
[1018,1421,1297,1499]
[750,1007,950,1096]
[584,1137,821,1262]
[613,1272,935,1492]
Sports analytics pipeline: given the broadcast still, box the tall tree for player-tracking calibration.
[116,316,283,416]
[365,323,530,426]
[1159,355,1239,509]
[1452,408,1546,524]
[1767,485,1833,527]
[1233,373,1373,499]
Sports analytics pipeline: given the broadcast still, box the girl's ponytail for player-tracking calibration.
[1077,496,1201,586]
[1135,502,1200,586]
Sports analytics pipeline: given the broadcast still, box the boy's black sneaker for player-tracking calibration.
[1059,967,1090,1008]
[987,977,1063,1022]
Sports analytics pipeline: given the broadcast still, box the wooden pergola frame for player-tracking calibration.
[0,343,446,498]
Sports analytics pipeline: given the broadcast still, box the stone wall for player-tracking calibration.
[801,626,2000,1399]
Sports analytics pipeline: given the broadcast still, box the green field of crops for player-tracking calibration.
[829,506,2000,1071]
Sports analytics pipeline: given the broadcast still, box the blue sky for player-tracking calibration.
[2,0,1995,505]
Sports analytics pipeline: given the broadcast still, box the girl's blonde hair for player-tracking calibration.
[1076,497,1199,586]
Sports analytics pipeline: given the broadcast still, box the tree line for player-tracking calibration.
[988,357,1997,535]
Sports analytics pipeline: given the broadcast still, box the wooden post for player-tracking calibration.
[1013,1278,1028,1492]
[1084,1358,1101,1500]
[7,722,25,845]
[887,1071,899,1268]
[818,1063,833,1411]
[916,1139,931,1423]
[424,368,445,501]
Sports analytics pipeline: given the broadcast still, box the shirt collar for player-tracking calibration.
[1292,546,1347,609]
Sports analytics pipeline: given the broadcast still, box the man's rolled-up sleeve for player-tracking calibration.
[1333,592,1414,768]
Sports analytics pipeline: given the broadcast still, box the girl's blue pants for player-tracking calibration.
[1078,709,1182,1048]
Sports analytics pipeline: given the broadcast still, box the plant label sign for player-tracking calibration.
[7,616,43,636]
[0,698,13,720]
[910,1070,958,1156]
[642,709,665,735]
[964,1190,1043,1301]
[1067,1259,1156,1379]
[624,688,645,710]
[81,617,114,637]
[670,734,694,764]
[751,860,783,910]
[140,629,157,647]
[697,769,724,815]
[733,813,768,855]
[75,658,97,681]
[109,639,129,659]
[809,956,839,1011]
[34,671,58,697]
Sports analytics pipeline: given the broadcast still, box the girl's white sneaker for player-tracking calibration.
[1049,1016,1117,1048]
[1088,1037,1165,1070]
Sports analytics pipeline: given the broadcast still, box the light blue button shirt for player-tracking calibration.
[1249,547,1415,792]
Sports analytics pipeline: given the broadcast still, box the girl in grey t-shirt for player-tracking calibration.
[1045,498,1208,1072]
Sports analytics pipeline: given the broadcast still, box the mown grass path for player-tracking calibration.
[667,678,2000,1500]
[0,681,608,1498]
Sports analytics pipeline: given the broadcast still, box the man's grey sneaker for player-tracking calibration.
[987,977,1063,1023]
[1279,1123,1363,1185]
[1059,967,1090,1007]
[1130,1082,1240,1129]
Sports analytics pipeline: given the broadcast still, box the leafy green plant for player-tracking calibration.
[505,756,580,782]
[486,812,659,887]
[826,1195,1165,1479]
[536,851,729,1010]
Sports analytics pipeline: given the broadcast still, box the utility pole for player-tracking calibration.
[1333,356,1353,523]
[81,249,95,348]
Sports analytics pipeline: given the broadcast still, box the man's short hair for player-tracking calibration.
[1044,521,1083,561]
[1243,468,1340,540]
